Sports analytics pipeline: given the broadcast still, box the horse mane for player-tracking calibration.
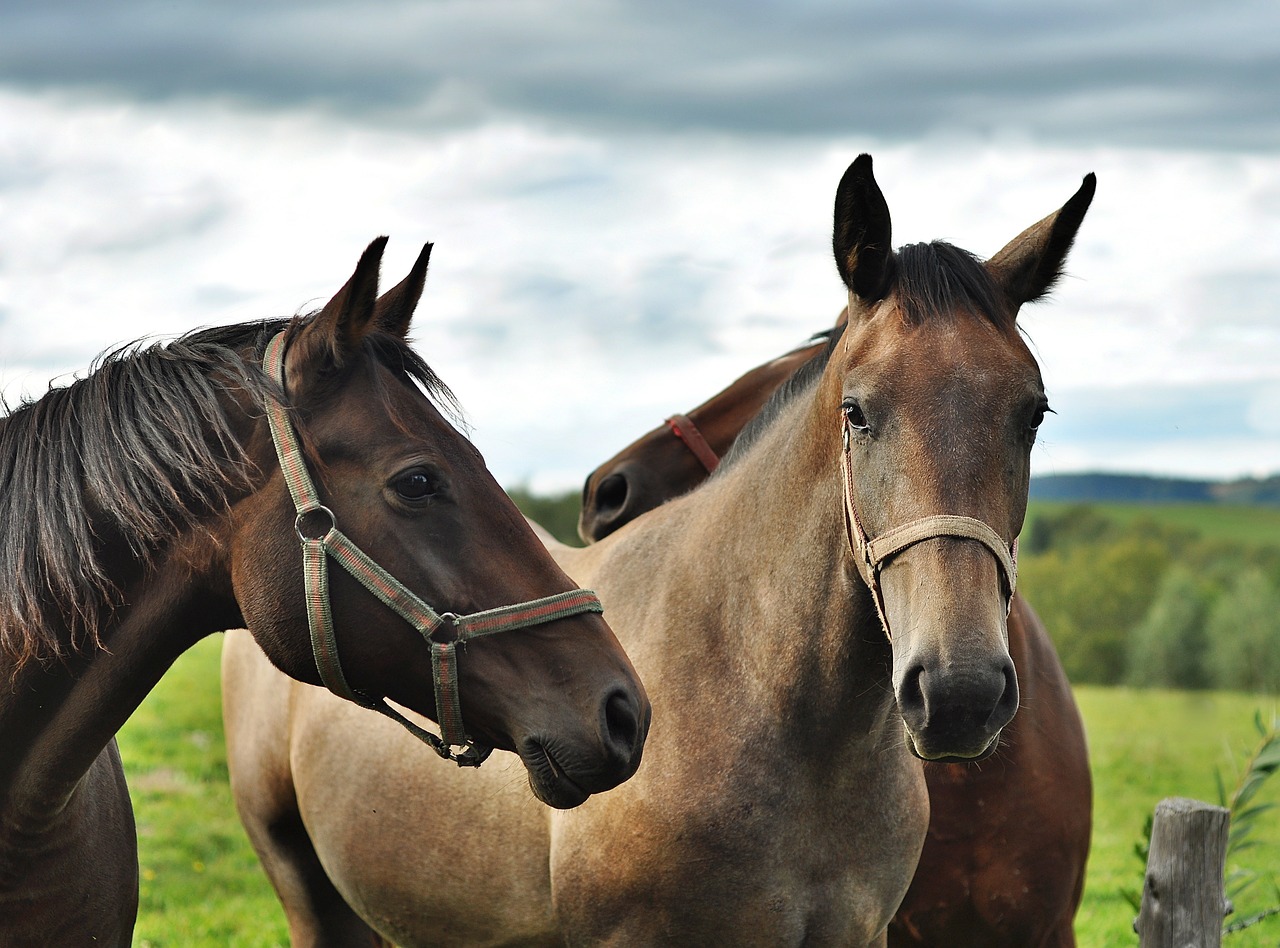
[719,323,846,470]
[0,316,457,673]
[719,241,1009,472]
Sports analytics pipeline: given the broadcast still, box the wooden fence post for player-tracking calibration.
[1135,796,1231,947]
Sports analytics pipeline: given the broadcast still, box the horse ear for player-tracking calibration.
[290,237,387,379]
[833,154,894,307]
[373,242,432,339]
[986,174,1096,310]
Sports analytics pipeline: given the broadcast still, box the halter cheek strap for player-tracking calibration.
[665,414,720,473]
[840,424,1018,640]
[263,330,604,767]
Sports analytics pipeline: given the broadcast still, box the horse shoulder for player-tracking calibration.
[222,628,297,816]
[292,690,558,946]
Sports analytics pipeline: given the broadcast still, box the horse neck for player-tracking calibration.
[0,451,252,834]
[635,377,895,742]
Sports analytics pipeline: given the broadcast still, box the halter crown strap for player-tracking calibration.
[666,414,721,473]
[261,330,604,766]
[840,424,1018,640]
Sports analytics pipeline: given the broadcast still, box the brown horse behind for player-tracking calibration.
[223,156,1093,946]
[580,337,1091,945]
[0,239,647,945]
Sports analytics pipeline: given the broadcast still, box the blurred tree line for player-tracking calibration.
[512,487,1280,693]
[506,486,586,547]
[1018,505,1280,691]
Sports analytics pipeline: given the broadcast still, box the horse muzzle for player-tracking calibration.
[895,654,1019,761]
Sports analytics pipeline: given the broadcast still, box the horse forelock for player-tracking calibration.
[893,241,1012,331]
[362,331,464,433]
[720,241,1014,473]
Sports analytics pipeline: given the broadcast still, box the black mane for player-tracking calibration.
[719,324,845,470]
[0,316,456,672]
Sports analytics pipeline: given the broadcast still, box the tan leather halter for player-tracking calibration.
[839,423,1018,640]
[665,414,720,473]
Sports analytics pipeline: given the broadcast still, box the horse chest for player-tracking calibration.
[0,746,138,946]
[552,741,925,948]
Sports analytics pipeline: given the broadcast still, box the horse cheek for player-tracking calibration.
[230,529,319,686]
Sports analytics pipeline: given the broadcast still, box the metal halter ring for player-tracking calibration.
[295,505,337,542]
[433,612,462,645]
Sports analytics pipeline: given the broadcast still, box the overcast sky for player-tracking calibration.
[2,0,1278,490]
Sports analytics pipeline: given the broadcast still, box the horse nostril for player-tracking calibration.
[897,662,926,721]
[993,659,1020,725]
[595,473,629,516]
[603,688,642,759]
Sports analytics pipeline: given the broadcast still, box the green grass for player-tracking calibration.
[1073,687,1279,946]
[119,639,1280,946]
[1027,499,1280,548]
[119,636,288,947]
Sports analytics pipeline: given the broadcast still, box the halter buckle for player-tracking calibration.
[450,740,494,768]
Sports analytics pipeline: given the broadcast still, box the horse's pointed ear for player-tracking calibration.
[987,173,1096,311]
[833,154,894,308]
[373,242,432,339]
[293,237,388,374]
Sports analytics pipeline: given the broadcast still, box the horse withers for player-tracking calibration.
[580,329,839,542]
[0,239,647,946]
[579,329,1089,943]
[223,156,1093,946]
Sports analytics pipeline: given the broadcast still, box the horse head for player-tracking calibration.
[232,238,649,806]
[829,155,1094,761]
[579,337,833,542]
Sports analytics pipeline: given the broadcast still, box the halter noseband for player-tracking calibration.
[263,330,604,767]
[840,423,1018,640]
[665,414,720,473]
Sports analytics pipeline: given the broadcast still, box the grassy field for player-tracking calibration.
[120,636,288,947]
[118,636,1280,947]
[1025,499,1280,548]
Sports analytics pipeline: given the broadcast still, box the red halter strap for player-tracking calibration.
[665,414,721,473]
[839,422,1018,640]
[263,330,604,767]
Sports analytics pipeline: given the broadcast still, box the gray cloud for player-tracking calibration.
[2,1,1277,150]
[446,254,721,361]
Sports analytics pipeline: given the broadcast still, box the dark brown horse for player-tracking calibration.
[578,273,1090,946]
[223,156,1091,947]
[0,238,647,946]
[580,325,842,543]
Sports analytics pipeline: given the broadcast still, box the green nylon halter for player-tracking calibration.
[262,330,604,767]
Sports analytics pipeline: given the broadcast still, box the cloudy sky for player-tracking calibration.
[2,1,1278,491]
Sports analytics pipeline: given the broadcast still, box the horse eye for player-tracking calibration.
[843,401,870,432]
[393,468,439,502]
[1029,402,1051,431]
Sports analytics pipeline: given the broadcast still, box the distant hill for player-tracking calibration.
[1030,472,1280,506]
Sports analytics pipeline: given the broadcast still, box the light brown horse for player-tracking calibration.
[223,155,1094,946]
[0,238,647,946]
[580,329,1090,946]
